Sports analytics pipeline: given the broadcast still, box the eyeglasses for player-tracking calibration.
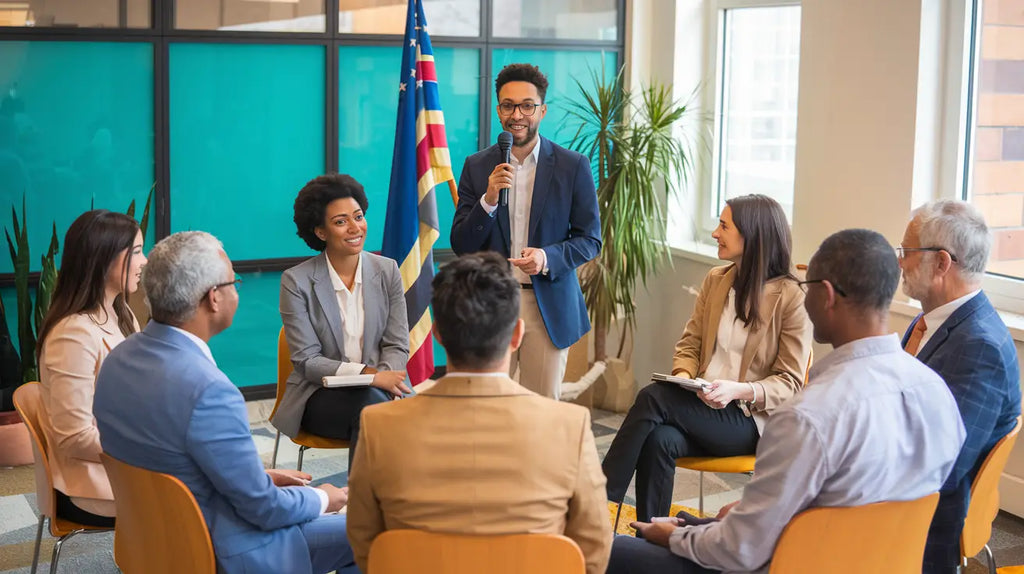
[895,246,959,263]
[211,276,242,292]
[497,102,542,116]
[797,278,847,297]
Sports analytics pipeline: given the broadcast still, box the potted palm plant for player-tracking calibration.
[566,67,703,411]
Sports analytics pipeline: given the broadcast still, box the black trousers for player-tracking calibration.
[55,490,115,528]
[602,381,758,521]
[300,385,391,470]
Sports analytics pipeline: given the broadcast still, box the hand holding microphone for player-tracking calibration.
[484,131,515,207]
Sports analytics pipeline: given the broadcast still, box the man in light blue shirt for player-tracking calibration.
[608,228,966,574]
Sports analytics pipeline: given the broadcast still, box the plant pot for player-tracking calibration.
[0,410,33,466]
[593,358,635,413]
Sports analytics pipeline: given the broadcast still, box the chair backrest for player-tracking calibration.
[769,492,940,574]
[100,452,216,574]
[12,382,56,520]
[803,347,814,386]
[961,415,1023,558]
[270,327,291,420]
[368,530,586,574]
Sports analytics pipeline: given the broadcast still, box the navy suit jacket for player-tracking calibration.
[95,322,326,574]
[904,293,1021,573]
[450,136,601,349]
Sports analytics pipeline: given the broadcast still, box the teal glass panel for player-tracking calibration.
[490,50,618,149]
[169,43,325,261]
[209,270,283,388]
[338,46,479,252]
[0,41,154,273]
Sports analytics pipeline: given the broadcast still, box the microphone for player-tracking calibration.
[497,131,513,207]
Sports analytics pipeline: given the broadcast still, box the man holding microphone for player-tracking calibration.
[451,63,601,399]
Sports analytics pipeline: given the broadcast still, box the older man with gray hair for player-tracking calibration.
[897,200,1021,573]
[94,231,358,574]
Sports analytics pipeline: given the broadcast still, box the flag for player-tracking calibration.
[382,0,458,386]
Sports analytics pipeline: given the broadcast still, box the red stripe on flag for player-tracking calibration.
[415,137,431,178]
[426,123,449,148]
[416,59,437,82]
[408,334,434,386]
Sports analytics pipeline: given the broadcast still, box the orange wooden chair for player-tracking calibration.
[269,327,350,471]
[369,530,585,574]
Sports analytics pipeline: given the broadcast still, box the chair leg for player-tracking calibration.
[271,430,281,469]
[698,471,705,516]
[984,543,996,574]
[297,445,306,472]
[49,534,67,574]
[30,514,44,574]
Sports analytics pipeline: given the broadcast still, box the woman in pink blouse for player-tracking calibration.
[37,210,146,526]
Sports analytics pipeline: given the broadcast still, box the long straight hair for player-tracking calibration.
[37,210,141,357]
[727,194,794,330]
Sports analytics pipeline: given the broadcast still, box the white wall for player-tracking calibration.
[629,0,1024,516]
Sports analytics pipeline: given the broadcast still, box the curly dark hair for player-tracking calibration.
[293,173,369,251]
[495,63,548,102]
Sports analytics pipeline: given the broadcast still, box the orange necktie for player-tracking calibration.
[905,317,928,356]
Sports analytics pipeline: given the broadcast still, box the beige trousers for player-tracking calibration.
[509,289,569,400]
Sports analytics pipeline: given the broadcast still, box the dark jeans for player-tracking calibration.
[602,381,758,521]
[301,385,391,469]
[55,490,115,528]
[608,536,720,574]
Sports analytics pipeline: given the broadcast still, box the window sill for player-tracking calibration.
[668,240,723,267]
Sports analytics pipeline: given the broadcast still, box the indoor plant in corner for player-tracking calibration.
[565,67,702,412]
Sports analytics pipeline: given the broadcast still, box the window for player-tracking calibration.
[708,3,801,224]
[962,0,1024,282]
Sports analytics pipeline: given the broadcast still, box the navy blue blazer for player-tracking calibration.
[450,136,601,349]
[95,322,328,574]
[904,293,1021,573]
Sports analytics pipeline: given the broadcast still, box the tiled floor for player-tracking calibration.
[0,399,1021,573]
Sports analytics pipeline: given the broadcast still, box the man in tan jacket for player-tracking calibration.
[347,252,612,573]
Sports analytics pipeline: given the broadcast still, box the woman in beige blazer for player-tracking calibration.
[603,194,812,522]
[37,210,146,527]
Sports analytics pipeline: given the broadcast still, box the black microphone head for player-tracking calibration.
[497,131,513,151]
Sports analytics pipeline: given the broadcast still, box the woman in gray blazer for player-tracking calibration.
[271,174,410,469]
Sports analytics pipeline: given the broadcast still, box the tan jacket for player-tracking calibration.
[672,264,812,415]
[39,312,136,505]
[347,375,612,574]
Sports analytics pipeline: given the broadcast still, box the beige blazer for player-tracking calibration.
[672,264,812,415]
[347,375,612,574]
[39,311,137,506]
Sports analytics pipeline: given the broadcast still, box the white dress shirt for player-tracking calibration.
[326,252,366,375]
[167,324,330,514]
[916,289,981,353]
[668,334,966,573]
[479,140,547,283]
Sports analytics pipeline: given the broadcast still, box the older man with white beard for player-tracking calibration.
[897,200,1021,574]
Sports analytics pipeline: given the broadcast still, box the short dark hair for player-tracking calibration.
[432,252,520,369]
[495,63,549,102]
[726,194,794,330]
[293,174,369,251]
[808,229,900,311]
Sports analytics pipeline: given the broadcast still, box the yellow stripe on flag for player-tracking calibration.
[409,307,433,356]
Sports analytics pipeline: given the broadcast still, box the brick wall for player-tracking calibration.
[974,0,1024,278]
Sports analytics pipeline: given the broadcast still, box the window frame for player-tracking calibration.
[696,0,802,239]
[941,0,1024,315]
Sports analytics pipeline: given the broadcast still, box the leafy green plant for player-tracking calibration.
[4,197,59,383]
[567,67,702,362]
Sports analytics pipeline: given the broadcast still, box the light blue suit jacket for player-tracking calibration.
[95,321,325,574]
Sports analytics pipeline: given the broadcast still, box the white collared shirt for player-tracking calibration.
[917,289,981,353]
[325,252,365,375]
[167,325,216,366]
[703,290,766,434]
[479,140,547,283]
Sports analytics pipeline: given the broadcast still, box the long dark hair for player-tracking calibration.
[727,194,794,330]
[37,210,141,356]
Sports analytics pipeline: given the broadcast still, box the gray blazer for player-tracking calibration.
[271,252,409,438]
